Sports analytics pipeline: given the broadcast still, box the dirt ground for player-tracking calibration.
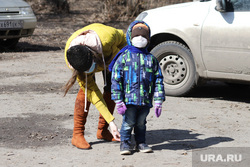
[1,1,250,167]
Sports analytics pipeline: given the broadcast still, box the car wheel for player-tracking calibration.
[151,41,196,96]
[0,38,20,50]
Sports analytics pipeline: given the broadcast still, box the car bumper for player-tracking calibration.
[0,17,37,39]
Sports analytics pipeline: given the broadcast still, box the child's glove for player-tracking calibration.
[155,102,162,118]
[116,101,127,115]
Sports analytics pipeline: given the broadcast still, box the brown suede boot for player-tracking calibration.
[71,89,91,149]
[96,91,117,141]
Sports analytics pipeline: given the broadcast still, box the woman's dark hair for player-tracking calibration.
[66,45,93,72]
[63,45,104,96]
[63,69,84,96]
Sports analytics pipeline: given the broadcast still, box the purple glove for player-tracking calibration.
[116,101,127,115]
[155,103,162,118]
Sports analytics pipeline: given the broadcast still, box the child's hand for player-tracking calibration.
[116,101,127,115]
[155,103,162,118]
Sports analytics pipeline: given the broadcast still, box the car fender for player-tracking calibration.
[138,0,215,78]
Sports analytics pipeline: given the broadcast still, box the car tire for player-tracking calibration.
[0,38,20,50]
[151,41,196,96]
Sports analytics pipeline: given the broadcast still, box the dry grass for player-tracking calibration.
[25,0,192,22]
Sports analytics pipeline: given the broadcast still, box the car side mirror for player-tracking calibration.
[216,0,226,12]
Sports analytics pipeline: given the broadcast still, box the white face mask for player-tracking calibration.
[131,36,148,48]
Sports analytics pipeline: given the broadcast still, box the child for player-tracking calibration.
[109,20,165,155]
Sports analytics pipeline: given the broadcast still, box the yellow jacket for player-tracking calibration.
[65,23,126,123]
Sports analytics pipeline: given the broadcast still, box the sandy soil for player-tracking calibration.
[1,50,250,167]
[1,1,250,166]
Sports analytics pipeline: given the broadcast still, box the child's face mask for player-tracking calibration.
[131,36,148,48]
[85,61,96,73]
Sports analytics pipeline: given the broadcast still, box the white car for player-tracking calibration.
[0,0,37,50]
[136,0,250,96]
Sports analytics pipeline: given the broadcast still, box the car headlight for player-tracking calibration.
[135,12,148,21]
[19,7,34,15]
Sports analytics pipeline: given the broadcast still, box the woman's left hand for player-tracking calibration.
[109,121,121,141]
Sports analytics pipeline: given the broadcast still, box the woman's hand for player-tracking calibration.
[109,121,121,141]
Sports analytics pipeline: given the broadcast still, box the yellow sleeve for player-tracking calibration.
[89,88,114,123]
[77,75,115,123]
[110,29,127,58]
[111,29,127,59]
[116,29,127,50]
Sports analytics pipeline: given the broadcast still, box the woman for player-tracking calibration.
[63,23,126,149]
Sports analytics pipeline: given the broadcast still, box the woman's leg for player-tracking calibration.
[97,70,116,141]
[72,88,91,149]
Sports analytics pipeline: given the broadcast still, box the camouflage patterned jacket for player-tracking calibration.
[111,20,165,108]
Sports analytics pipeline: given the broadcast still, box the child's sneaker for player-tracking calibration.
[120,140,131,155]
[135,143,153,153]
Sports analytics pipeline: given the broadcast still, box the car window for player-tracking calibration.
[229,0,250,11]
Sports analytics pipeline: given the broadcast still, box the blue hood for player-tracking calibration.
[108,20,151,71]
[126,20,151,46]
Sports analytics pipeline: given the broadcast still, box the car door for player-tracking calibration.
[201,0,250,79]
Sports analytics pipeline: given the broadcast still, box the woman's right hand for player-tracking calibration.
[109,121,121,141]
